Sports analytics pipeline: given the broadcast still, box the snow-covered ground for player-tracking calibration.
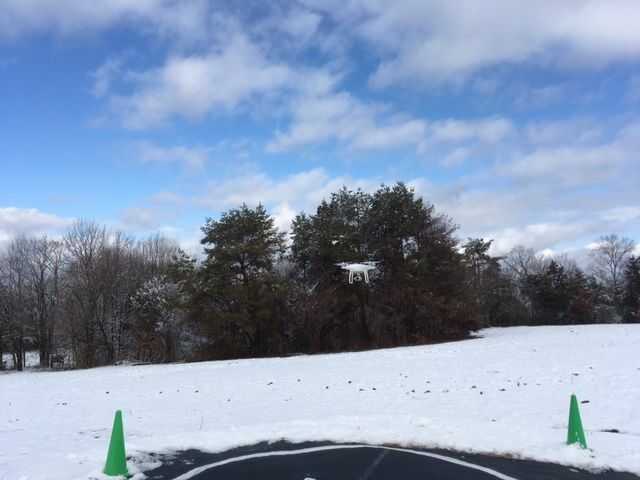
[1,325,639,480]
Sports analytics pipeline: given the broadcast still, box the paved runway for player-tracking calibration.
[143,441,640,480]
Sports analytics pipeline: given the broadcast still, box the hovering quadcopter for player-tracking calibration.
[336,261,379,284]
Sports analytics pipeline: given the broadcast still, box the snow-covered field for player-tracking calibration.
[1,325,639,480]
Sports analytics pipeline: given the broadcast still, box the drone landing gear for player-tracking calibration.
[348,271,369,284]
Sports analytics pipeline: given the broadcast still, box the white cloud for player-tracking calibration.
[514,84,566,110]
[121,207,159,229]
[471,76,502,96]
[502,144,624,185]
[197,168,381,231]
[81,11,518,154]
[267,88,428,153]
[119,201,185,234]
[586,241,601,251]
[0,0,210,43]
[486,222,592,256]
[104,28,431,152]
[199,168,369,210]
[7,1,640,99]
[278,9,322,41]
[0,207,73,246]
[524,118,604,146]
[408,167,640,256]
[351,118,427,150]
[91,57,124,98]
[255,6,323,46]
[499,123,639,186]
[416,117,513,162]
[428,117,513,144]
[200,170,318,210]
[150,191,186,205]
[136,141,211,170]
[601,206,640,223]
[441,147,471,167]
[482,211,640,257]
[111,34,296,128]
[266,74,513,155]
[431,187,529,233]
[303,0,640,86]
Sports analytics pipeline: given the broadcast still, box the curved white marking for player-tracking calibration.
[170,444,520,480]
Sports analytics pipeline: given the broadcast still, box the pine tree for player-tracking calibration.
[288,182,477,351]
[290,213,314,285]
[524,260,598,325]
[196,204,286,357]
[622,256,640,323]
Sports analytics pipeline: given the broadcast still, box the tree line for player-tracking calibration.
[1,183,638,370]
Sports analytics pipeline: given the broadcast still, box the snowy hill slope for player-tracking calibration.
[1,325,639,479]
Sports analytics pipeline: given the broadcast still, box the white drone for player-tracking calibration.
[336,261,379,284]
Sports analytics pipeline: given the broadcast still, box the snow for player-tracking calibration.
[1,325,640,480]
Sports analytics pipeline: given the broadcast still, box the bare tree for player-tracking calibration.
[501,246,551,322]
[139,234,179,275]
[0,237,32,370]
[502,246,548,280]
[24,237,63,367]
[96,231,138,364]
[590,234,635,291]
[0,282,10,368]
[590,234,636,316]
[64,220,107,368]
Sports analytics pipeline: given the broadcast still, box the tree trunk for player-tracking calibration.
[39,312,49,368]
[358,290,371,347]
[84,314,96,368]
[13,336,24,371]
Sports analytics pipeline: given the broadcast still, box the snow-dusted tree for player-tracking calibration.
[131,275,181,362]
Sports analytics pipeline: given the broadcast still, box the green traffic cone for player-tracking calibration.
[103,410,129,477]
[567,394,587,449]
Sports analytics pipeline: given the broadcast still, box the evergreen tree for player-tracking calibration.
[290,213,314,284]
[288,183,477,351]
[622,256,640,323]
[289,188,373,349]
[368,183,475,342]
[525,260,596,325]
[195,204,286,358]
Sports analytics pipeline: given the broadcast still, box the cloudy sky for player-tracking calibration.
[1,0,639,256]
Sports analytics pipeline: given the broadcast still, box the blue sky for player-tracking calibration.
[1,0,639,257]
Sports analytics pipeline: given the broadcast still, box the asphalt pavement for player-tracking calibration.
[143,441,640,480]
